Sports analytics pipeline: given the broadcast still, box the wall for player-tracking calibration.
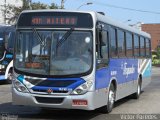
[142,24,160,50]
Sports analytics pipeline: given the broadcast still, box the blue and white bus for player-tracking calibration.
[12,10,151,113]
[0,25,15,83]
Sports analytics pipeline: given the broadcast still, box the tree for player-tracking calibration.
[1,0,58,24]
[156,47,160,59]
[49,3,59,9]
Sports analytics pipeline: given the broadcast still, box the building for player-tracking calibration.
[0,0,22,24]
[142,24,160,51]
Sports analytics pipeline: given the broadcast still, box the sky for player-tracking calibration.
[33,0,160,25]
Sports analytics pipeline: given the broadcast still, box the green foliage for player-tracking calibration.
[1,0,58,24]
[31,2,48,10]
[152,54,160,65]
[49,3,59,9]
[156,47,160,59]
[151,49,160,65]
[21,0,31,10]
[31,2,58,10]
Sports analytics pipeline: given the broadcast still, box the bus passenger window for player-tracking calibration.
[140,37,145,57]
[0,37,4,58]
[146,39,151,57]
[110,28,117,57]
[5,32,15,53]
[100,30,108,59]
[126,32,133,57]
[117,29,125,57]
[134,35,140,57]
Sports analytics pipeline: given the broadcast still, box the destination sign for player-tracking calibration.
[31,16,77,26]
[17,12,93,28]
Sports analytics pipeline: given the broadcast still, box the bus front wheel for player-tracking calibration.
[99,83,116,113]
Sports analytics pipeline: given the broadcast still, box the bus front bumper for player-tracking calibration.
[12,87,108,110]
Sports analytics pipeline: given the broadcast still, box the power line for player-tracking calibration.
[93,1,160,15]
[76,0,160,15]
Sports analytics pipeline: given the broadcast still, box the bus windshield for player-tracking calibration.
[14,30,93,76]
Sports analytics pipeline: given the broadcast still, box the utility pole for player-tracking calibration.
[61,0,65,9]
[28,0,32,9]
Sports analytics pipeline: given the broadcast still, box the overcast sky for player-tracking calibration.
[33,0,160,25]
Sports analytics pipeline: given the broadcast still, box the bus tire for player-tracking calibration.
[132,78,141,99]
[99,83,115,113]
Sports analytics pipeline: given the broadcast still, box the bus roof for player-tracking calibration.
[95,12,151,38]
[20,9,150,38]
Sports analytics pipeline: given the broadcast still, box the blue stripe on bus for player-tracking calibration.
[31,78,85,91]
[95,68,110,89]
[143,62,152,77]
[17,75,86,91]
[95,59,139,90]
[0,75,5,80]
[17,75,24,83]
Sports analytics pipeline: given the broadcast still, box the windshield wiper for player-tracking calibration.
[56,28,74,48]
[32,28,45,46]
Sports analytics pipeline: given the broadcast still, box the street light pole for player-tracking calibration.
[61,0,65,9]
[28,0,32,9]
[4,0,6,24]
[77,2,93,10]
[124,19,131,23]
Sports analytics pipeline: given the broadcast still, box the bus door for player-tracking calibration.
[95,23,110,90]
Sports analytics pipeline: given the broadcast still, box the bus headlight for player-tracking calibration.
[13,79,29,93]
[71,81,93,95]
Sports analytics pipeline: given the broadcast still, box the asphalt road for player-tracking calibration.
[0,67,159,120]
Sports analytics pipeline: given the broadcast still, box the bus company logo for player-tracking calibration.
[47,88,53,94]
[121,62,135,78]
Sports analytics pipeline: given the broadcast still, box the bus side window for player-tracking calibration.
[4,34,8,50]
[117,29,125,57]
[0,37,4,59]
[110,27,117,57]
[134,35,140,57]
[126,32,133,57]
[96,29,109,69]
[100,30,108,59]
[146,38,151,57]
[140,37,145,57]
[5,32,15,53]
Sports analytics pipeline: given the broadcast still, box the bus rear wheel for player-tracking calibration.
[99,83,115,113]
[132,78,141,99]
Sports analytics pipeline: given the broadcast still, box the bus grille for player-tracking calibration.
[35,97,64,104]
[37,80,76,87]
[32,89,68,93]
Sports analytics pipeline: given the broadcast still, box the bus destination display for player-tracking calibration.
[17,12,93,28]
[32,16,77,26]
